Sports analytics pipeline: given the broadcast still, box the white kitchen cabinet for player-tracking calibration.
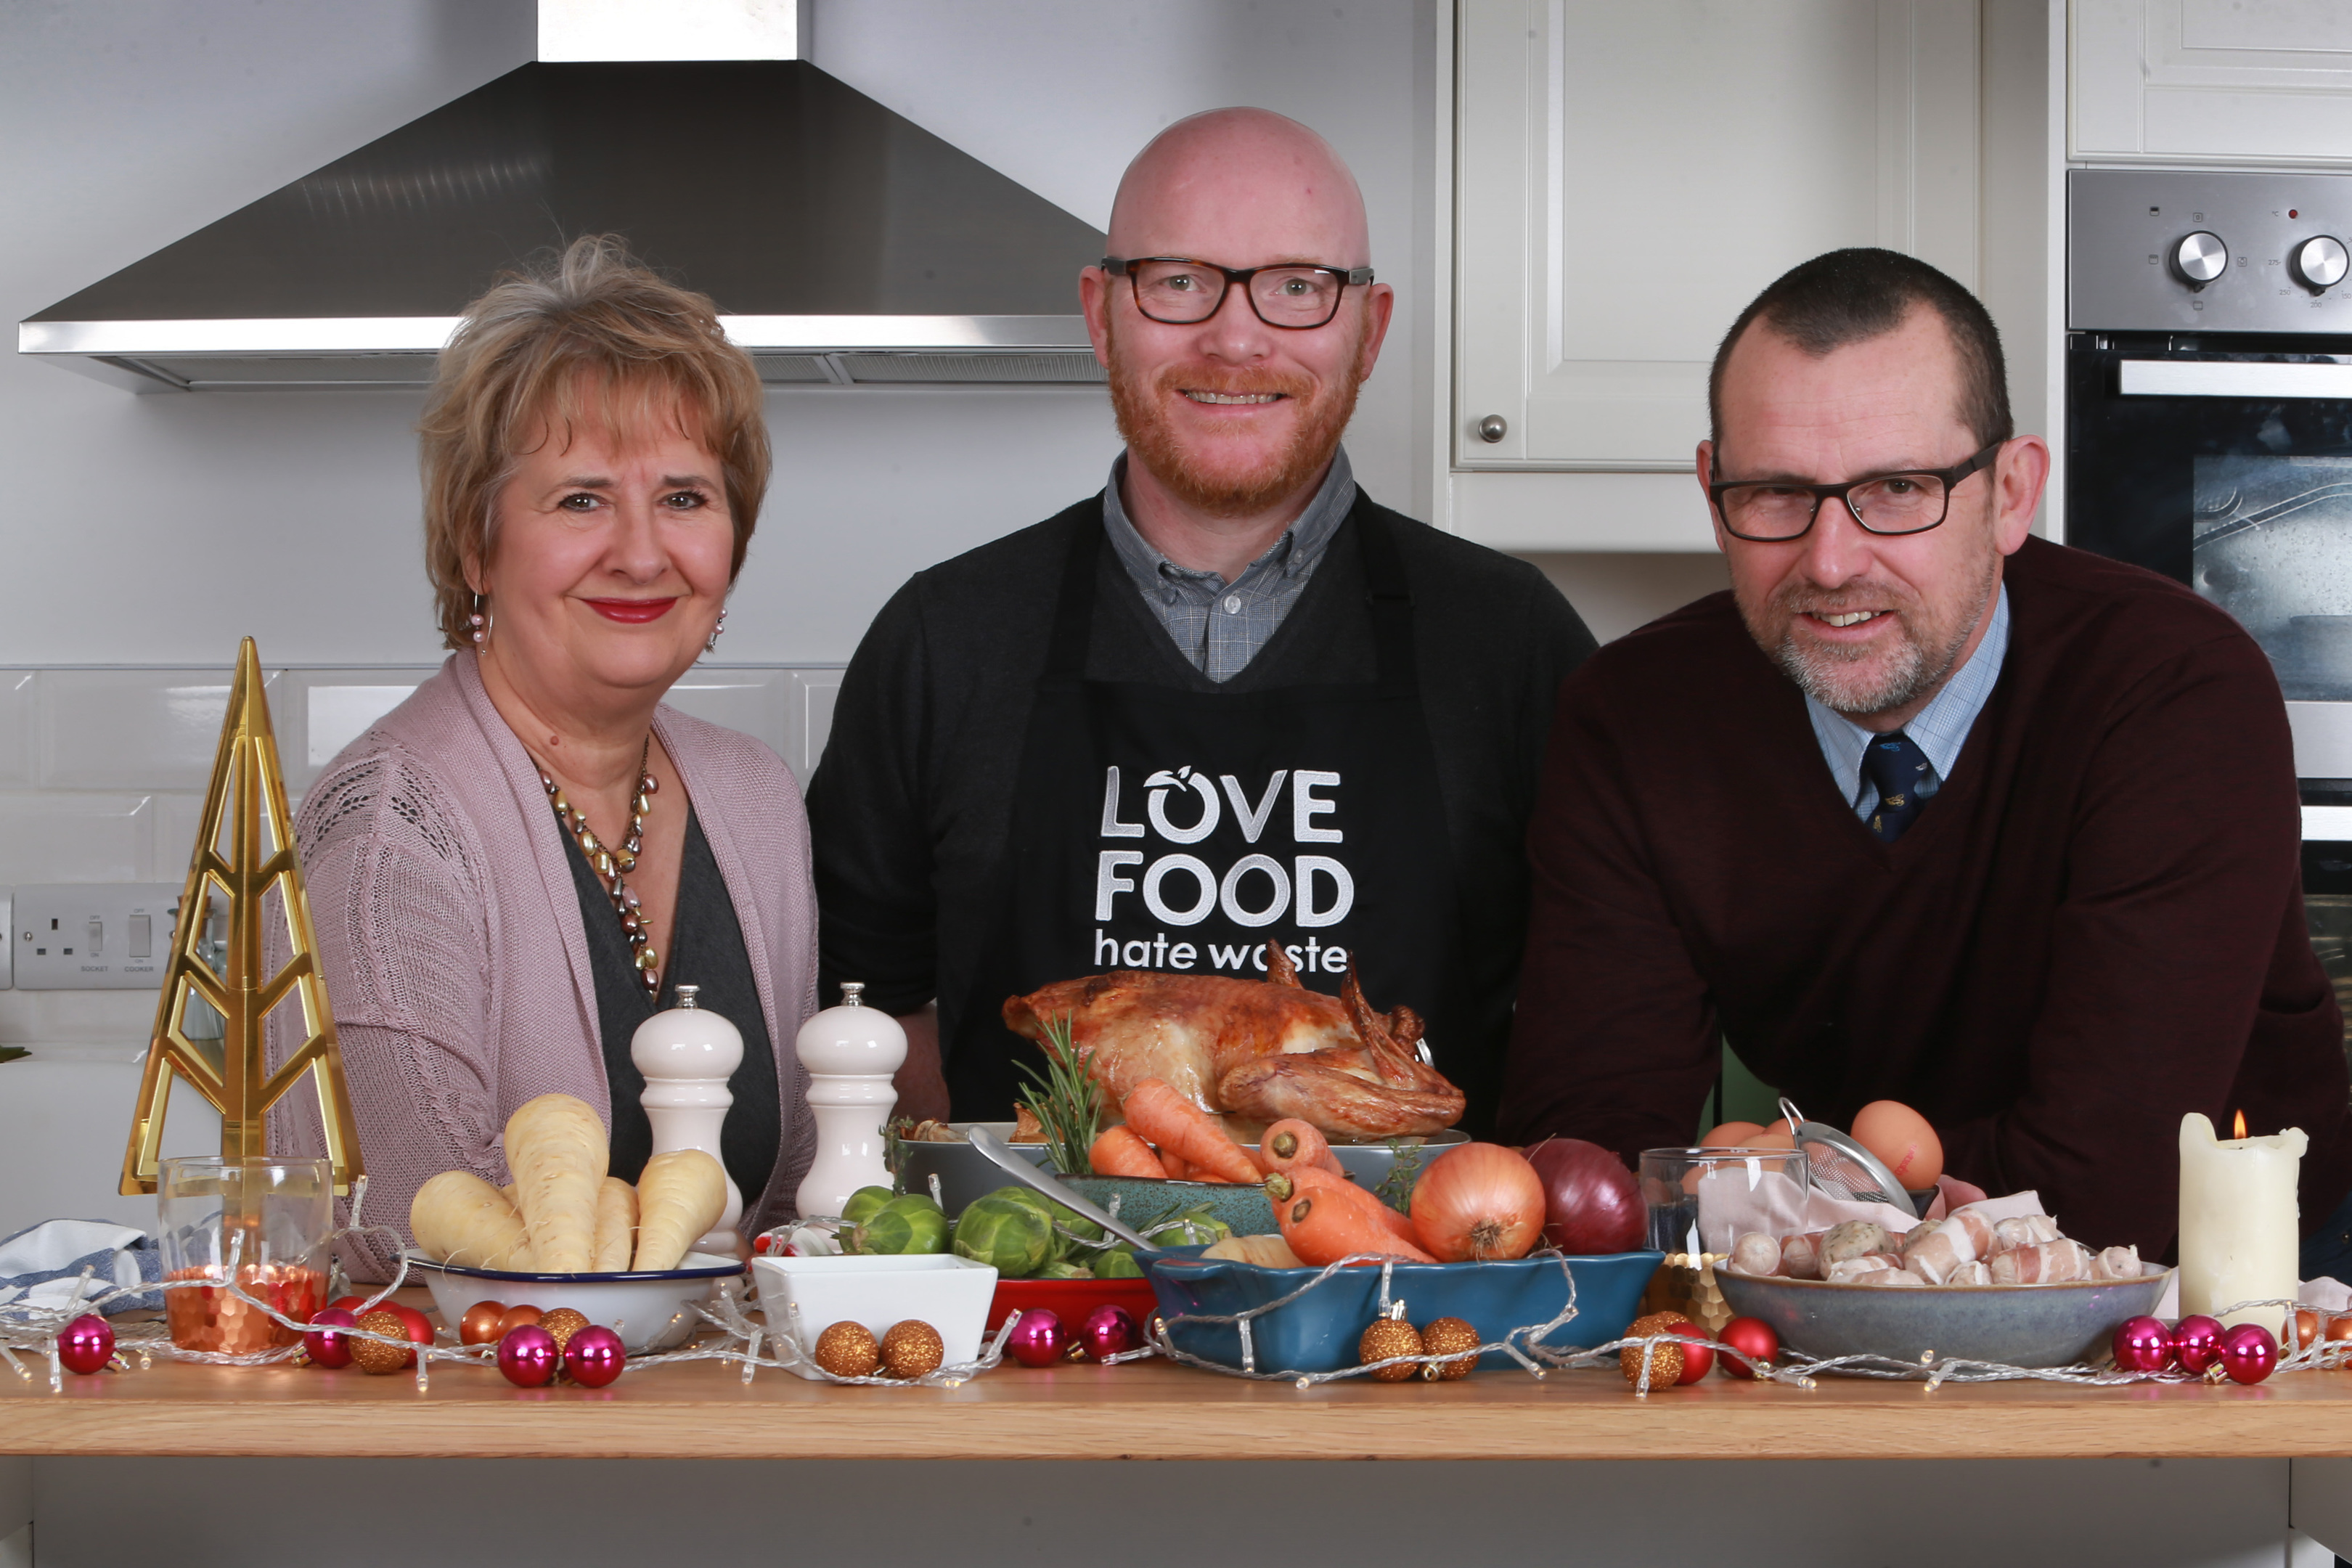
[2073,0,2352,167]
[1442,0,1981,548]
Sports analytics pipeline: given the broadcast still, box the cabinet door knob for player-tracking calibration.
[1476,414,1508,443]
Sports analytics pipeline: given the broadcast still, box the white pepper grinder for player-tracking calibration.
[793,981,907,1220]
[631,984,743,1255]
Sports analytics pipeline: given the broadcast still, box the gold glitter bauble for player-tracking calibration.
[539,1308,591,1352]
[814,1320,881,1379]
[1419,1317,1479,1381]
[351,1310,414,1376]
[881,1319,944,1379]
[1621,1310,1689,1389]
[1358,1317,1425,1381]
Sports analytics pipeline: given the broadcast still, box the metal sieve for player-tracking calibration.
[1779,1096,1918,1218]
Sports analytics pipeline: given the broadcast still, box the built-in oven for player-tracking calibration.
[2067,168,2352,1051]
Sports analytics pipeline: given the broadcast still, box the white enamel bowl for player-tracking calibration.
[403,1250,744,1353]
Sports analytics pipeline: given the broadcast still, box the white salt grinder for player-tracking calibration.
[793,981,907,1220]
[631,984,743,1255]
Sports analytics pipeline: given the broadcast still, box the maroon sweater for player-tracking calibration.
[1500,536,2352,1255]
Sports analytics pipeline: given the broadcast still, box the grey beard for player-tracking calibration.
[1773,560,1996,719]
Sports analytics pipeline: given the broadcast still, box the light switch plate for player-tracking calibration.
[14,883,184,989]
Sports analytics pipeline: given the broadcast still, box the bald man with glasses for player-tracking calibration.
[1501,248,2352,1271]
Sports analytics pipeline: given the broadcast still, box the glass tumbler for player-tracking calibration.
[1637,1146,1810,1257]
[158,1156,333,1354]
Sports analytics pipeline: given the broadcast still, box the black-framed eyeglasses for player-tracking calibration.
[1101,256,1375,330]
[1707,440,2006,542]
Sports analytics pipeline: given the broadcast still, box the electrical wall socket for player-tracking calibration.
[13,883,184,990]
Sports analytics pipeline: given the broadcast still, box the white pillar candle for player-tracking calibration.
[2178,1111,2306,1334]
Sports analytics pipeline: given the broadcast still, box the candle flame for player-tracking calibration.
[2234,1109,2248,1140]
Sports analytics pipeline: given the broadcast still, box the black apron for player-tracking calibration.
[947,500,1467,1122]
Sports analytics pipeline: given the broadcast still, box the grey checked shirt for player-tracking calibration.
[1101,447,1357,684]
[1808,584,2011,820]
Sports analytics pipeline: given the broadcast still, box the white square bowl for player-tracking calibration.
[750,1253,999,1378]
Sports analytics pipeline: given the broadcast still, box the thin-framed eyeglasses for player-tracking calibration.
[1707,440,2006,542]
[1101,256,1375,330]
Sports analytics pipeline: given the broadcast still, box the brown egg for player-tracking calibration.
[460,1302,509,1347]
[1743,1120,1798,1153]
[1851,1101,1944,1191]
[1701,1122,1763,1150]
[497,1304,544,1336]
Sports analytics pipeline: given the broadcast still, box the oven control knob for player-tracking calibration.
[2173,231,2229,286]
[2294,235,2350,292]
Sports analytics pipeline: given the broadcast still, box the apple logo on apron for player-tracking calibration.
[1093,764,1357,976]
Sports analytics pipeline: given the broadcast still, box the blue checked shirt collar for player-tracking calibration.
[1101,446,1356,683]
[1808,583,2010,819]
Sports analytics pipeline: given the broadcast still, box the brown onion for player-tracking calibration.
[1408,1143,1546,1261]
[1524,1137,1644,1254]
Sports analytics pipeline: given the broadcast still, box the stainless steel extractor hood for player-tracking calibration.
[18,18,1105,391]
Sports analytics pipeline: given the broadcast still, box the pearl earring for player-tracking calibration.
[705,606,727,655]
[470,594,491,650]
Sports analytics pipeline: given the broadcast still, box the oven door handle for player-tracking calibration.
[2120,360,2352,399]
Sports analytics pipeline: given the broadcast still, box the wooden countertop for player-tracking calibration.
[9,1311,2352,1461]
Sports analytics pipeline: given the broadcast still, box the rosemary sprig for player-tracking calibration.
[1375,1136,1429,1214]
[1012,1013,1102,1176]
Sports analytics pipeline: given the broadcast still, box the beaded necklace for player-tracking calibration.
[536,738,661,996]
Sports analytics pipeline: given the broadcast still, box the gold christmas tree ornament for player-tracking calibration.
[119,638,364,1196]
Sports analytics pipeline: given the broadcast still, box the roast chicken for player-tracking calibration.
[1001,942,1465,1140]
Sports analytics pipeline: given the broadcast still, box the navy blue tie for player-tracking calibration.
[1861,731,1935,843]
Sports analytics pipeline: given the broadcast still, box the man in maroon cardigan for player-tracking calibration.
[1500,248,2352,1265]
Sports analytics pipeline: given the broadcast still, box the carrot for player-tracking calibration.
[1265,1167,1418,1243]
[1159,1148,1192,1181]
[1090,1125,1165,1180]
[1262,1118,1347,1178]
[1122,1079,1262,1185]
[1272,1184,1435,1267]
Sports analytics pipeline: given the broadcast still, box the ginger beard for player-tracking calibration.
[1105,309,1365,518]
[1739,529,2000,719]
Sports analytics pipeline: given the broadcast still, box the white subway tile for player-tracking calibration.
[663,667,795,770]
[36,669,283,791]
[0,674,34,788]
[796,670,843,784]
[0,793,153,883]
[276,669,436,791]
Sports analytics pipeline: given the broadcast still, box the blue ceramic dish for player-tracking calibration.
[1146,1249,1665,1376]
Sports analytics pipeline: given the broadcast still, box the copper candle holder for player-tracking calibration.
[157,1156,332,1353]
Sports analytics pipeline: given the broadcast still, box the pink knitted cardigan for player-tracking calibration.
[270,651,819,1279]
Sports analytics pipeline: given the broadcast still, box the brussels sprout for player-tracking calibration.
[854,1194,950,1256]
[991,1186,1103,1259]
[1147,1208,1232,1248]
[840,1185,894,1228]
[1092,1246,1144,1280]
[1038,1260,1093,1280]
[952,1195,1053,1278]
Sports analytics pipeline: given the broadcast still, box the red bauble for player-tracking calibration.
[1715,1315,1778,1379]
[497,1323,562,1388]
[303,1307,360,1369]
[56,1314,114,1375]
[2111,1315,2176,1374]
[1669,1323,1714,1384]
[2219,1323,2279,1385]
[1079,1304,1140,1362]
[1008,1308,1066,1368]
[564,1325,626,1388]
[2172,1315,2226,1375]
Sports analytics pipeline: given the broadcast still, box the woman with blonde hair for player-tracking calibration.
[281,236,814,1275]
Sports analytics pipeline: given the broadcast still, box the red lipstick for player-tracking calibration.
[581,597,679,624]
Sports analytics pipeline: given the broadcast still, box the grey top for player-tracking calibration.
[1806,584,2012,820]
[1100,446,1357,683]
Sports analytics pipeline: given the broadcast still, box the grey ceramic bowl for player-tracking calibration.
[1715,1266,2176,1369]
[892,1122,1466,1217]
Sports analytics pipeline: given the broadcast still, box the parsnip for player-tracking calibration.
[1202,1233,1305,1269]
[632,1148,726,1270]
[410,1171,533,1270]
[503,1093,608,1273]
[592,1177,638,1272]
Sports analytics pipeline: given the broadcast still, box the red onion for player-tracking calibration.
[1524,1137,1643,1254]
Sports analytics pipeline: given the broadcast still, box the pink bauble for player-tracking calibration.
[564,1325,626,1389]
[56,1314,114,1376]
[303,1307,359,1370]
[2173,1315,2226,1375]
[2111,1315,2176,1374]
[1008,1308,1066,1368]
[1079,1304,1140,1362]
[497,1323,562,1388]
[2219,1323,2279,1386]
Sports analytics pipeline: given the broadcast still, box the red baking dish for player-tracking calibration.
[986,1275,1161,1332]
